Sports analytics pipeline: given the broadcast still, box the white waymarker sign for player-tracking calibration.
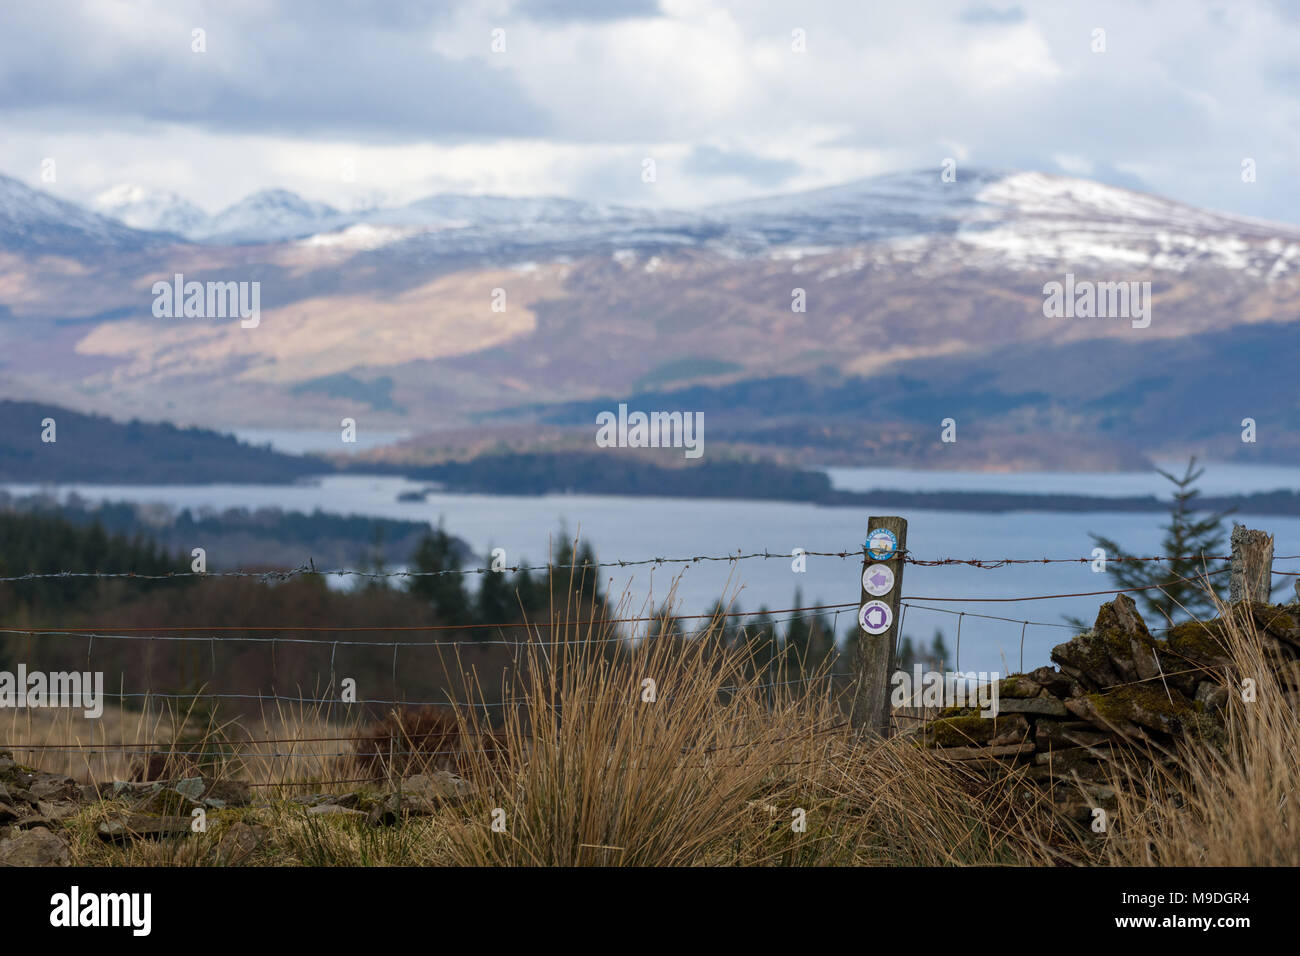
[862,563,895,597]
[858,600,893,635]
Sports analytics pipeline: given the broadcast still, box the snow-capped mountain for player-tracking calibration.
[12,167,1300,277]
[699,168,1300,273]
[88,181,689,247]
[5,166,1300,464]
[92,184,210,237]
[0,174,178,253]
[199,189,344,243]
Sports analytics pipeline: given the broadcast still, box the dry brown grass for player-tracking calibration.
[2,694,368,791]
[16,572,1299,866]
[430,590,1061,866]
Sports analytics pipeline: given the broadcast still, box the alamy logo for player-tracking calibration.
[50,886,151,936]
[152,272,261,328]
[595,403,704,459]
[0,665,104,718]
[1042,273,1151,329]
[890,666,1000,717]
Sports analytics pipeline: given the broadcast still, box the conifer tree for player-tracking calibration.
[1086,457,1233,623]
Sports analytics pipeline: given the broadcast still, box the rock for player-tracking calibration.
[995,697,1069,717]
[36,799,81,822]
[173,777,207,801]
[1065,685,1199,739]
[932,742,1035,762]
[0,802,21,824]
[124,777,252,813]
[1248,603,1300,649]
[988,714,1032,747]
[925,714,1030,748]
[307,804,365,818]
[301,790,363,809]
[1066,781,1118,802]
[370,771,474,825]
[1051,635,1126,690]
[0,825,70,866]
[104,780,163,800]
[29,774,79,802]
[1094,594,1151,642]
[134,788,204,816]
[1051,596,1157,690]
[998,675,1043,699]
[97,814,193,842]
[11,815,56,830]
[215,822,266,864]
[1034,720,1116,750]
[202,779,251,808]
[404,772,474,803]
[1032,746,1109,771]
[1194,681,1230,712]
[1027,667,1082,699]
[290,790,359,808]
[1164,620,1233,672]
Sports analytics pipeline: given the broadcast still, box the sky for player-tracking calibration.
[1,0,1299,222]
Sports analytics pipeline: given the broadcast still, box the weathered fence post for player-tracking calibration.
[1229,526,1273,603]
[851,516,906,737]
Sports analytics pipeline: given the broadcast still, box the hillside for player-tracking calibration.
[2,168,1299,467]
[0,400,328,483]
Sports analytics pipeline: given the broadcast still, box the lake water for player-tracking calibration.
[8,463,1300,675]
[825,461,1300,497]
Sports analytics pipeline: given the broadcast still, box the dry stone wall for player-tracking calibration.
[914,593,1300,823]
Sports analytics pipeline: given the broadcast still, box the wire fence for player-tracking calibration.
[3,543,1291,786]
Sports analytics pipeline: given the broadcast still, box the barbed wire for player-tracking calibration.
[4,549,1293,584]
[0,550,861,583]
[5,557,1273,643]
[4,538,1288,790]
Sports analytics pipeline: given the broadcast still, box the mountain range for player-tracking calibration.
[1,167,1298,471]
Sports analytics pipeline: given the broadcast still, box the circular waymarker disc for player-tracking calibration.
[858,600,893,635]
[862,563,895,597]
[865,527,898,561]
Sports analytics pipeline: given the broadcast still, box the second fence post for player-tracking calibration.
[1229,525,1273,603]
[851,515,907,737]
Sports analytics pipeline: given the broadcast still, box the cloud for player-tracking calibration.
[959,4,1027,25]
[0,0,1297,223]
[512,0,662,21]
[0,1,549,141]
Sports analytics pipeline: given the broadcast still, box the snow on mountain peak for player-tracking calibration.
[93,184,210,236]
[201,189,343,243]
[0,174,174,253]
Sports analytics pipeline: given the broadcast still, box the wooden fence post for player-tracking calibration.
[851,516,906,737]
[1229,526,1273,603]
